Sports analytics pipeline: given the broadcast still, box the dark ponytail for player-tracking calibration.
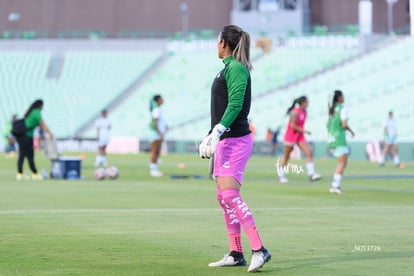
[328,90,343,116]
[286,95,307,115]
[220,25,252,71]
[150,94,162,112]
[24,99,43,118]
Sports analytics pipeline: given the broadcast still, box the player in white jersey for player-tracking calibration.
[95,110,111,167]
[380,111,400,167]
[149,95,167,177]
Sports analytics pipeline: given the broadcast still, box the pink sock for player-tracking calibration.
[216,186,243,252]
[222,188,263,251]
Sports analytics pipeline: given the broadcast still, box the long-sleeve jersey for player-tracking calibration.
[210,56,251,139]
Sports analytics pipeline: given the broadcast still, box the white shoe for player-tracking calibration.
[329,186,343,194]
[208,252,246,267]
[31,173,43,181]
[247,248,272,272]
[150,170,163,177]
[309,173,322,182]
[279,177,288,183]
[16,173,24,181]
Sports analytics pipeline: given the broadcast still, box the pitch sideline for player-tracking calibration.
[0,205,413,215]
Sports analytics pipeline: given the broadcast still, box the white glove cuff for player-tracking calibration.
[212,124,227,138]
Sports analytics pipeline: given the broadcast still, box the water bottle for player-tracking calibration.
[41,168,48,180]
[52,162,61,179]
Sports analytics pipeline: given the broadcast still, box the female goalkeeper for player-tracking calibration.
[199,25,271,272]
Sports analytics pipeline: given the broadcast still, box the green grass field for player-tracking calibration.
[0,152,413,275]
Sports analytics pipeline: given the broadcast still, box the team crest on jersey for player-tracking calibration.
[216,73,221,79]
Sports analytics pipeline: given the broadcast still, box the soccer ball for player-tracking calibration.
[94,168,106,180]
[105,166,119,180]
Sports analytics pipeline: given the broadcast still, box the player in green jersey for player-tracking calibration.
[327,90,355,194]
[16,99,53,180]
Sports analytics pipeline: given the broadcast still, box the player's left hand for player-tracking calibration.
[199,124,227,159]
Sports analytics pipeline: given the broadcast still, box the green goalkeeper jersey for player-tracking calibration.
[327,103,347,148]
[210,56,251,139]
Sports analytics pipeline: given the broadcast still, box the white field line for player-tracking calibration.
[0,206,413,215]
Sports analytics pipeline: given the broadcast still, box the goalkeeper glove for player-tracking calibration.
[199,124,227,159]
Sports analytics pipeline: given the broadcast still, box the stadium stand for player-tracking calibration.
[106,51,222,139]
[2,37,411,143]
[252,47,358,94]
[166,38,413,142]
[248,37,414,142]
[109,44,357,139]
[0,50,162,137]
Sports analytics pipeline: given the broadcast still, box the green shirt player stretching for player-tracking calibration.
[16,100,53,181]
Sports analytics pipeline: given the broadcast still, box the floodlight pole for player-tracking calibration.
[386,0,398,34]
[410,0,414,36]
[180,3,189,35]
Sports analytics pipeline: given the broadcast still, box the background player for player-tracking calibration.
[379,111,400,167]
[16,99,53,180]
[149,95,166,177]
[278,96,321,183]
[3,114,18,158]
[199,25,271,273]
[267,126,281,156]
[95,110,111,167]
[327,90,355,194]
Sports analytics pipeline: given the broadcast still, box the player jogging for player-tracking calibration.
[16,99,53,180]
[199,25,271,273]
[327,90,355,194]
[379,111,400,167]
[149,95,166,177]
[277,96,321,183]
[95,110,111,167]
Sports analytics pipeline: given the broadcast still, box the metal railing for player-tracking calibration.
[1,24,410,40]
[0,29,219,40]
